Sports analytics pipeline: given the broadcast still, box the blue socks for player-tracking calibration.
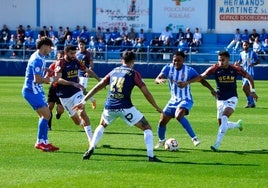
[157,125,166,140]
[37,118,49,141]
[178,117,196,138]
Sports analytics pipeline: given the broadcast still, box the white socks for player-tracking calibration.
[144,129,154,158]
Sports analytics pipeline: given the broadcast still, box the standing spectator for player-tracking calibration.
[54,45,100,149]
[235,41,260,108]
[154,51,210,149]
[76,39,101,109]
[226,28,241,52]
[0,24,10,55]
[46,50,65,130]
[22,36,60,152]
[185,51,257,151]
[192,27,202,51]
[72,51,163,162]
[39,26,48,37]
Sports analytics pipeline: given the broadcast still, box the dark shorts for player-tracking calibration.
[47,85,61,104]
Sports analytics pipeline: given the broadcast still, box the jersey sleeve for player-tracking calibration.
[232,64,248,77]
[32,58,44,76]
[203,64,218,76]
[54,59,64,73]
[134,70,145,88]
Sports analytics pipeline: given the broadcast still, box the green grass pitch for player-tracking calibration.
[0,76,267,187]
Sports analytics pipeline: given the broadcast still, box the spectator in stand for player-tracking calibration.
[88,36,97,58]
[138,28,146,42]
[72,25,81,42]
[8,34,17,57]
[178,37,189,53]
[150,36,163,60]
[185,27,193,46]
[79,26,90,44]
[253,37,265,60]
[249,29,259,47]
[192,27,202,51]
[25,25,34,39]
[14,35,24,57]
[50,34,59,58]
[63,26,72,41]
[0,24,10,55]
[48,26,57,38]
[35,34,42,46]
[159,26,173,44]
[226,28,241,52]
[95,27,104,41]
[262,38,268,61]
[174,28,185,47]
[16,25,25,43]
[162,36,173,53]
[120,36,133,52]
[133,37,146,56]
[120,27,129,38]
[57,26,65,50]
[39,26,48,37]
[96,38,106,59]
[104,28,112,45]
[241,29,250,42]
[110,27,122,46]
[24,36,36,57]
[127,27,137,43]
[64,35,76,46]
[259,28,268,42]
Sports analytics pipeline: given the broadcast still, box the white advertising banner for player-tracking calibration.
[152,0,208,33]
[96,0,149,32]
[215,0,268,33]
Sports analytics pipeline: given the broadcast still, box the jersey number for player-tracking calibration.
[110,77,125,93]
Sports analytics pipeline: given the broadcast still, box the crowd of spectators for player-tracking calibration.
[5,24,268,61]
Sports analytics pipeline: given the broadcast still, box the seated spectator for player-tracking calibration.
[253,37,265,60]
[57,26,65,50]
[138,28,146,42]
[16,25,25,43]
[63,26,72,41]
[25,25,34,39]
[95,26,104,41]
[162,37,173,53]
[8,34,17,57]
[64,35,76,46]
[24,36,36,57]
[110,27,122,46]
[127,27,137,43]
[185,27,193,46]
[120,27,129,38]
[72,25,81,42]
[88,36,97,58]
[96,38,106,59]
[241,29,250,42]
[132,37,146,60]
[39,26,48,37]
[120,36,133,52]
[149,36,163,60]
[192,27,202,51]
[0,24,10,55]
[178,37,189,53]
[159,26,173,44]
[104,28,112,45]
[259,28,268,42]
[262,38,268,53]
[226,28,241,52]
[79,26,90,43]
[174,28,185,46]
[50,34,59,58]
[14,35,24,57]
[48,25,57,38]
[249,28,259,46]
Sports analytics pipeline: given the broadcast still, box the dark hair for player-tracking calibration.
[64,45,77,52]
[173,51,186,59]
[36,36,53,49]
[218,50,230,58]
[122,51,135,63]
[78,39,86,44]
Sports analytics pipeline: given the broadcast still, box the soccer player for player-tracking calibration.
[154,51,214,149]
[46,50,65,130]
[54,45,101,148]
[72,51,163,162]
[235,40,260,108]
[185,50,258,151]
[22,36,60,152]
[76,39,97,109]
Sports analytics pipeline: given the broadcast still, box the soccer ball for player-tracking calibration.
[165,138,179,151]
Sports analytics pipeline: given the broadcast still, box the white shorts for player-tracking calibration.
[102,106,143,126]
[59,91,84,117]
[217,96,238,119]
[79,76,89,89]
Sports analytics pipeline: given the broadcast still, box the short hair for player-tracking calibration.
[78,39,86,44]
[218,50,230,58]
[173,51,186,59]
[36,36,53,49]
[122,51,135,63]
[64,45,77,52]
